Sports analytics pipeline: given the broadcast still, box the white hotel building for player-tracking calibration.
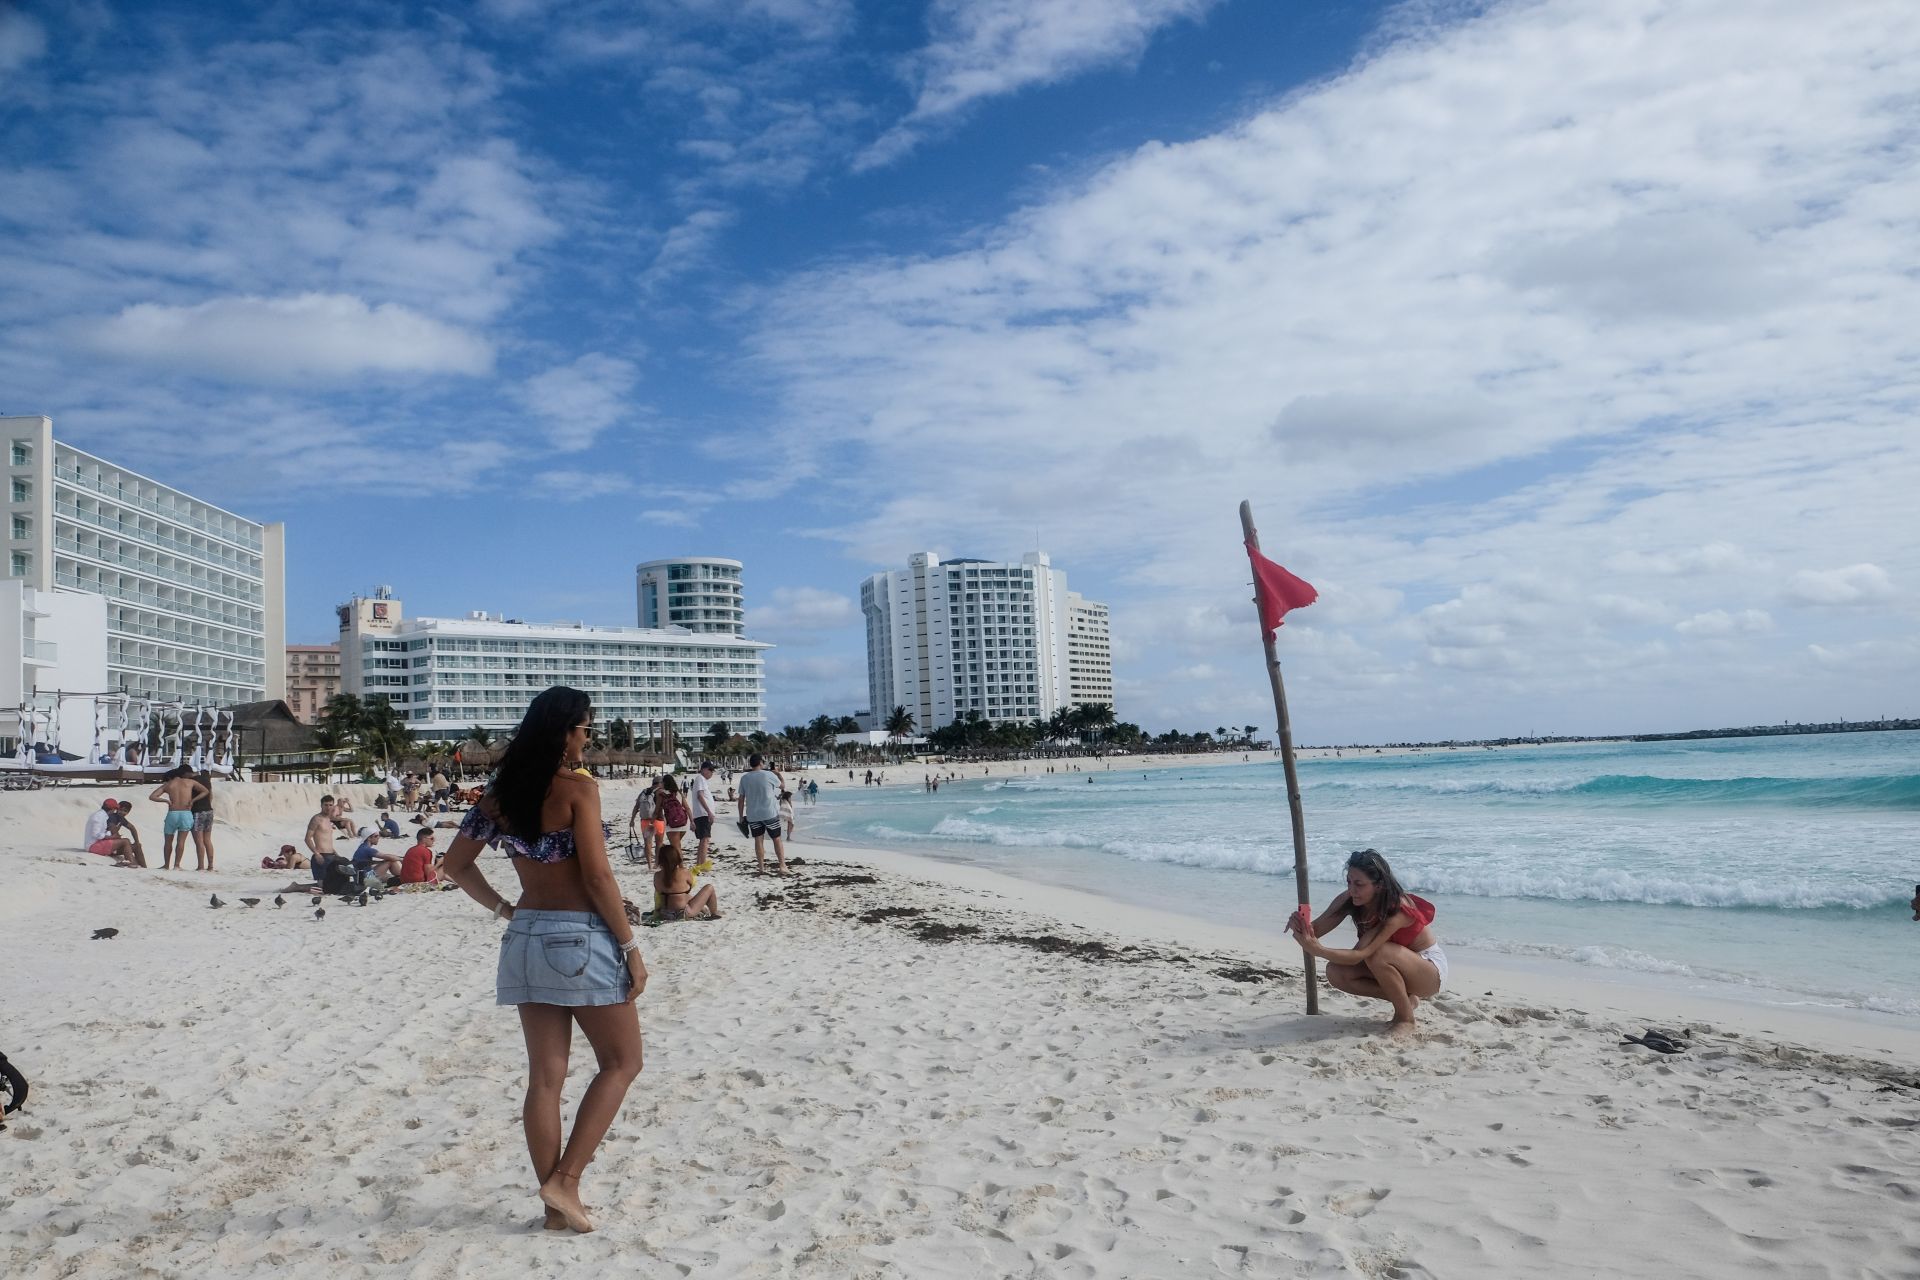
[3,415,285,711]
[860,551,1114,733]
[338,591,770,738]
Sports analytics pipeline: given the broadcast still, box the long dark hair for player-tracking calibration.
[1345,848,1408,933]
[657,838,683,876]
[490,686,590,839]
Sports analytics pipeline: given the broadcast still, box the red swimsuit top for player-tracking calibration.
[1381,895,1436,948]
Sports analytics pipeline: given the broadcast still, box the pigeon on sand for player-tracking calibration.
[209,894,225,908]
[273,894,286,908]
[91,927,118,940]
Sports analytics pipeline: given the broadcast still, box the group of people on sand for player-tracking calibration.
[261,792,458,895]
[80,765,219,871]
[622,754,798,922]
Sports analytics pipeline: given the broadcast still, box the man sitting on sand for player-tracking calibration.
[351,830,404,886]
[83,798,142,867]
[149,765,210,872]
[400,828,440,885]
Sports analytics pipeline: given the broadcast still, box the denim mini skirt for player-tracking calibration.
[497,909,630,1006]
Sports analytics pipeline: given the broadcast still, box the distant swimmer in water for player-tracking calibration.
[1911,883,1919,921]
[1288,849,1446,1036]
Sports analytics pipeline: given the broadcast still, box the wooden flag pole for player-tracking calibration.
[1239,499,1319,1014]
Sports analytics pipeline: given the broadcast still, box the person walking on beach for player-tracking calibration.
[149,766,209,871]
[1288,849,1446,1035]
[687,761,718,868]
[628,778,660,870]
[441,686,647,1235]
[189,767,216,872]
[737,753,789,876]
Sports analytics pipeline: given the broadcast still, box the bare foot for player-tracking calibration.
[543,1207,568,1231]
[538,1172,593,1233]
[1385,1018,1418,1039]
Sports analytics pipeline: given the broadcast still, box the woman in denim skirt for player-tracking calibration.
[442,686,648,1234]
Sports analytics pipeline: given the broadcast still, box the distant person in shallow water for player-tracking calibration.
[1287,849,1446,1035]
[1911,884,1919,921]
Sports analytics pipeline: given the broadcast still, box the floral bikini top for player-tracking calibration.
[457,803,577,864]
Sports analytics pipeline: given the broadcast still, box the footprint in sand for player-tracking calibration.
[1327,1186,1390,1217]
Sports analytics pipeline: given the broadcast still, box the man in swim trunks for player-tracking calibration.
[149,766,210,871]
[736,754,789,876]
[189,768,216,872]
[305,796,342,882]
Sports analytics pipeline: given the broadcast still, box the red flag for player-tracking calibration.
[1246,542,1317,637]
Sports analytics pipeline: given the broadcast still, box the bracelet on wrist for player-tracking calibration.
[494,901,512,920]
[619,937,641,954]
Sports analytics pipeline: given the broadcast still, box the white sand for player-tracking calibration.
[4,782,1919,1277]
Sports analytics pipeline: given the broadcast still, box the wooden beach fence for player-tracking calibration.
[1238,499,1322,1014]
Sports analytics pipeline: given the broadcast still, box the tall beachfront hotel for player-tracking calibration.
[337,589,769,739]
[861,551,1114,733]
[2,414,285,708]
[635,557,745,636]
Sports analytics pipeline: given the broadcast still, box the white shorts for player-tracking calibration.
[1419,943,1449,987]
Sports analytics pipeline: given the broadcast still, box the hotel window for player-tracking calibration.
[9,515,27,540]
[9,478,27,503]
[9,442,28,466]
[10,552,28,576]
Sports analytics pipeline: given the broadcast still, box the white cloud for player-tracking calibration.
[639,209,735,292]
[746,586,860,633]
[89,293,493,380]
[528,469,636,501]
[1676,609,1773,638]
[515,354,642,452]
[0,9,47,72]
[1784,563,1895,607]
[859,0,1220,167]
[1604,542,1758,577]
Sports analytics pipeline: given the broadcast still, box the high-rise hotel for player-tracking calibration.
[861,550,1113,733]
[3,415,285,708]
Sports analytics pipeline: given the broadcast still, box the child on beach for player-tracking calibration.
[779,790,795,840]
[1288,849,1446,1035]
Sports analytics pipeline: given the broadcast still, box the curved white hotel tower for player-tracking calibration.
[635,557,745,636]
[861,550,1113,733]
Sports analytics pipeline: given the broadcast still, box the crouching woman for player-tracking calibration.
[1287,849,1446,1034]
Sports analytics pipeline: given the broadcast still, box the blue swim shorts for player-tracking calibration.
[496,909,631,1007]
[164,811,194,835]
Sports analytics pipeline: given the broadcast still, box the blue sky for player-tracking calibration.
[3,0,1916,740]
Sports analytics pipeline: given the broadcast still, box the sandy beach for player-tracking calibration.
[4,781,1919,1278]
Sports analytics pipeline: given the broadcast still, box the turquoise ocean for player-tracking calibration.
[805,731,1920,1021]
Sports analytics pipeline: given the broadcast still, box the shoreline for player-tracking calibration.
[803,834,1920,1061]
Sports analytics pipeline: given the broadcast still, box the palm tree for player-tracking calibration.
[705,721,731,754]
[607,718,634,751]
[466,724,493,748]
[1076,702,1115,747]
[884,705,914,757]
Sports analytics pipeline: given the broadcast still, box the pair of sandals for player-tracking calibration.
[1620,1026,1690,1054]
